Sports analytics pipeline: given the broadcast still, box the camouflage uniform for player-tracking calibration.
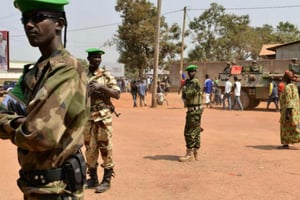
[0,47,88,199]
[84,68,120,169]
[182,77,203,150]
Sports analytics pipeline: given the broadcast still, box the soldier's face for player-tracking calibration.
[88,54,102,68]
[188,70,196,78]
[22,11,60,47]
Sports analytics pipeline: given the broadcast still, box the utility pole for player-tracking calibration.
[151,0,162,107]
[179,6,187,77]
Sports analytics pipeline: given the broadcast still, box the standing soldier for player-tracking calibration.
[179,65,203,162]
[84,48,120,193]
[0,0,88,199]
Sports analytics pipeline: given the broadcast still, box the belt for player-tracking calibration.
[187,106,202,112]
[19,168,64,186]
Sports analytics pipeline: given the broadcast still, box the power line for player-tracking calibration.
[190,5,300,11]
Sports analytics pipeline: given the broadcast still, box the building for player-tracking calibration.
[267,40,300,60]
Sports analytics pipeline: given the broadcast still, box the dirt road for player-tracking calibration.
[0,92,299,200]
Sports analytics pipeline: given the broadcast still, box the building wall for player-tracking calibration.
[276,43,300,60]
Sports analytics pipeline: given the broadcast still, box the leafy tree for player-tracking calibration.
[115,0,182,78]
[188,3,251,61]
[274,21,300,43]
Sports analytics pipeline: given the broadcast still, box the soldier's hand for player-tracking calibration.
[7,100,27,116]
[11,117,26,129]
[89,81,106,93]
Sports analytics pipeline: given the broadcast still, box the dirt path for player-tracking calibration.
[1,92,300,200]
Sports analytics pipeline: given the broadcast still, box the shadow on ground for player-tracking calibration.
[246,145,299,150]
[144,155,179,161]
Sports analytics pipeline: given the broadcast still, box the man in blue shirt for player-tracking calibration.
[204,74,213,108]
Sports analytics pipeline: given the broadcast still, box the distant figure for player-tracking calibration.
[278,77,285,97]
[231,76,243,111]
[131,80,138,107]
[204,74,213,108]
[222,76,232,110]
[137,80,147,106]
[266,77,279,111]
[288,58,300,74]
[278,70,300,149]
[223,61,232,74]
[178,72,186,94]
[250,60,260,72]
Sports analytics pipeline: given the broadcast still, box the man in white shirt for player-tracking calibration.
[231,76,243,111]
[222,76,232,110]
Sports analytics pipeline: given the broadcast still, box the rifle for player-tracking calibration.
[90,91,121,118]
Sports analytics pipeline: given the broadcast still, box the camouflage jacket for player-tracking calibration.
[0,46,88,171]
[182,77,202,107]
[87,68,120,122]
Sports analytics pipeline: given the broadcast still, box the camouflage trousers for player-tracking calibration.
[23,189,84,200]
[84,119,114,169]
[18,178,83,200]
[184,110,202,149]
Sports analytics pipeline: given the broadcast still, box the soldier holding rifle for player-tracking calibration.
[84,48,120,193]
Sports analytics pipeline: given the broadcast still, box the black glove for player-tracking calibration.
[7,100,27,116]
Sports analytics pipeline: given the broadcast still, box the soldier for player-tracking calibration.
[223,61,232,74]
[250,60,260,72]
[179,65,203,162]
[84,48,120,193]
[289,58,300,74]
[0,0,88,199]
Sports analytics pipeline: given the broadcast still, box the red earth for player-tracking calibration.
[1,92,300,200]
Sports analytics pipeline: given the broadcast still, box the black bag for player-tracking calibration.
[63,151,86,192]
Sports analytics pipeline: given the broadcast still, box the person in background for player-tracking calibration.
[137,79,147,107]
[0,0,88,199]
[278,77,285,97]
[204,74,213,108]
[84,48,120,193]
[223,61,232,74]
[179,65,203,162]
[278,70,300,149]
[250,60,260,72]
[266,77,279,111]
[288,58,300,74]
[130,80,138,107]
[231,76,243,111]
[178,72,186,94]
[222,76,232,110]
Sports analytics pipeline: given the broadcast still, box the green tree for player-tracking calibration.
[115,0,182,78]
[274,21,300,43]
[188,3,251,61]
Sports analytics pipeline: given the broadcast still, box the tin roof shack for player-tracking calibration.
[267,40,300,60]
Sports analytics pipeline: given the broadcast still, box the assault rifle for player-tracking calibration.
[90,91,121,118]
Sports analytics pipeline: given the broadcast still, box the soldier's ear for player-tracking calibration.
[56,17,65,31]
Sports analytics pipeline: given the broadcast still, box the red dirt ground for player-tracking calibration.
[1,92,300,200]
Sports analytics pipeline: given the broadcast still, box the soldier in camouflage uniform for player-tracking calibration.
[179,65,203,162]
[84,48,120,193]
[0,0,88,199]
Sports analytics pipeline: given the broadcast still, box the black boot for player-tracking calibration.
[95,168,114,193]
[86,168,99,188]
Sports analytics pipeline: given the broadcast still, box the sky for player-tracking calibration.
[1,0,300,64]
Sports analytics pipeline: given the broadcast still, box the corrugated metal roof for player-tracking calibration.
[259,44,281,56]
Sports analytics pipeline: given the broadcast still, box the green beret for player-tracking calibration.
[86,48,105,55]
[185,65,198,71]
[14,0,69,13]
